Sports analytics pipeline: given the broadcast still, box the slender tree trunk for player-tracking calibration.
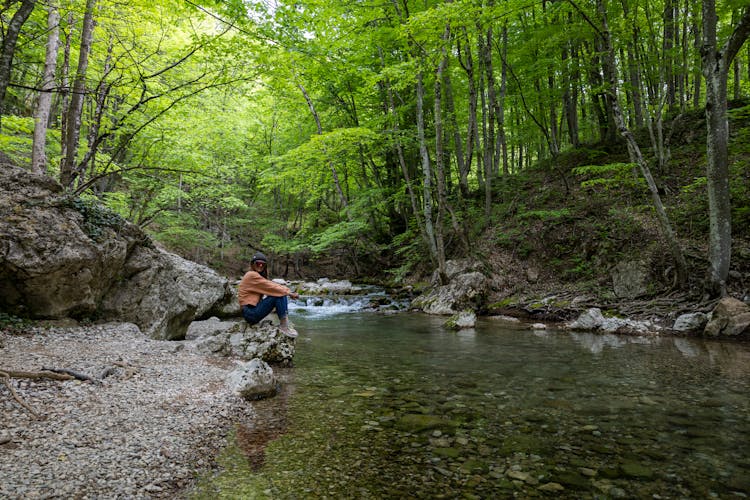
[434,28,450,282]
[700,1,750,297]
[60,0,96,189]
[59,11,73,165]
[78,38,113,191]
[297,80,348,211]
[626,24,644,129]
[0,0,37,120]
[599,0,688,288]
[663,0,677,111]
[416,70,440,270]
[457,30,476,197]
[31,1,60,174]
[479,25,496,216]
[692,12,702,108]
[562,40,580,147]
[442,53,466,189]
[498,23,509,175]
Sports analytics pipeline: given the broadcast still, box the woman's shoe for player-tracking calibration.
[279,325,298,338]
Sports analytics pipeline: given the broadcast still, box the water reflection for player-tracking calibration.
[570,331,628,353]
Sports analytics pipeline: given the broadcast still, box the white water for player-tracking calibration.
[288,290,407,318]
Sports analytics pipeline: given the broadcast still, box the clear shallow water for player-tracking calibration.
[194,312,750,499]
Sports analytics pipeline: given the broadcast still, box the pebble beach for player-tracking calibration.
[0,322,253,499]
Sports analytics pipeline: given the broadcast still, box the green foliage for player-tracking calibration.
[0,312,29,334]
[153,226,219,255]
[388,225,429,282]
[518,208,571,221]
[572,163,644,191]
[0,116,34,165]
[309,220,368,254]
[65,195,125,242]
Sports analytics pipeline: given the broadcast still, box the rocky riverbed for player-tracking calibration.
[0,322,255,499]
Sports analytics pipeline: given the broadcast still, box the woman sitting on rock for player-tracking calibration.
[238,252,299,338]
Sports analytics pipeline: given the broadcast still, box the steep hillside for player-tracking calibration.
[473,102,750,320]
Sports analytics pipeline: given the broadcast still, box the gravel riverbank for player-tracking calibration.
[0,322,254,499]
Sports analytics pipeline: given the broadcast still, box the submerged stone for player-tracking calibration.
[554,471,591,490]
[433,447,461,458]
[619,461,655,479]
[395,414,459,433]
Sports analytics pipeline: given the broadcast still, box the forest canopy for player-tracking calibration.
[1,0,749,296]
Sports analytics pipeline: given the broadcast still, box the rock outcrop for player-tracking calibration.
[0,162,233,340]
[188,318,296,366]
[567,307,660,334]
[412,259,490,315]
[704,297,750,337]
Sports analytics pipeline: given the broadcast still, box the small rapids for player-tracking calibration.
[288,285,408,318]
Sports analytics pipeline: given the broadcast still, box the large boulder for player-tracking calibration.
[189,318,296,366]
[672,312,709,332]
[704,297,750,337]
[0,162,233,340]
[226,359,278,400]
[99,246,230,340]
[412,262,490,315]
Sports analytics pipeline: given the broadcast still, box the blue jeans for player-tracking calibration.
[242,296,289,325]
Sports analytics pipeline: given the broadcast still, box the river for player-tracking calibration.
[192,298,750,499]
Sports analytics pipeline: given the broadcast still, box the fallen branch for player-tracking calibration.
[41,367,98,384]
[0,369,73,381]
[0,371,40,419]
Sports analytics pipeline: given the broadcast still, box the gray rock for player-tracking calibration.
[568,308,605,330]
[568,308,659,334]
[430,258,486,286]
[189,319,295,365]
[100,247,230,340]
[611,260,650,299]
[0,163,234,340]
[413,271,489,315]
[227,359,278,400]
[445,310,476,330]
[704,297,750,337]
[193,333,231,355]
[672,312,708,332]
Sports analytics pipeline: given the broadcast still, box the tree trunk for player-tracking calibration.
[599,0,688,288]
[297,80,348,211]
[0,0,36,119]
[663,0,677,111]
[416,70,440,271]
[60,0,96,189]
[434,28,450,282]
[78,37,113,191]
[700,1,750,297]
[457,30,476,197]
[31,1,60,174]
[498,23,509,175]
[58,10,74,166]
[442,52,466,190]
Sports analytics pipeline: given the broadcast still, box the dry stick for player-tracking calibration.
[0,371,40,419]
[1,369,74,381]
[41,367,98,384]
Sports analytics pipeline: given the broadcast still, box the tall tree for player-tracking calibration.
[597,0,688,287]
[60,0,96,188]
[700,0,750,297]
[0,0,36,119]
[31,1,60,174]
